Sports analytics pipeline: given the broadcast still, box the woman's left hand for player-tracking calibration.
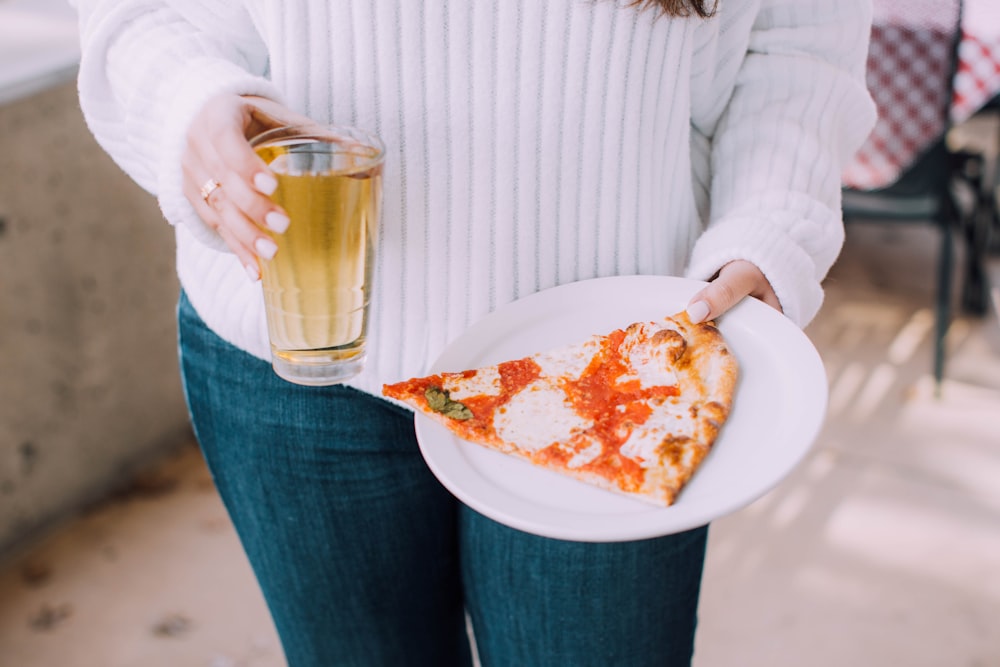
[685,260,782,323]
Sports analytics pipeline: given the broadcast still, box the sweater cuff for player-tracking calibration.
[156,58,284,252]
[684,216,825,329]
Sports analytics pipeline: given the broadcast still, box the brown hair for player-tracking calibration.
[629,0,718,18]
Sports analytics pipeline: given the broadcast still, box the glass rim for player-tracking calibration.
[249,124,385,164]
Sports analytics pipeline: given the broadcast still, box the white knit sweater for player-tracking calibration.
[71,0,875,396]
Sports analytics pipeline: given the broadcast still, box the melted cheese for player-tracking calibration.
[443,367,502,400]
[620,397,697,467]
[533,336,601,380]
[494,382,592,453]
[619,322,680,389]
[566,438,603,468]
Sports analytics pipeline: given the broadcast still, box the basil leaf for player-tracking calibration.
[425,386,448,412]
[425,386,474,421]
[442,403,473,421]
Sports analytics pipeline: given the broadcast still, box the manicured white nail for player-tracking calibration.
[254,172,278,195]
[254,237,278,260]
[686,300,711,323]
[265,211,290,233]
[245,262,260,282]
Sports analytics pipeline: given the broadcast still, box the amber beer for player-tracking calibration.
[251,126,384,385]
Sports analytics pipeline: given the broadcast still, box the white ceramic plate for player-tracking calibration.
[414,276,828,541]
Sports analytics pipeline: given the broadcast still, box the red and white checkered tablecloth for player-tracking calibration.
[842,0,1000,191]
[953,34,1000,124]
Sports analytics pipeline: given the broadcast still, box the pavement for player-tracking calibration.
[0,220,998,666]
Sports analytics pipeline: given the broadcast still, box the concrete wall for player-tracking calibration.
[0,82,192,557]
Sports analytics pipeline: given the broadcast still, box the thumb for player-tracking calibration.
[242,96,319,139]
[686,260,781,323]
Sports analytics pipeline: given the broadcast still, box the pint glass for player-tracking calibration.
[251,126,385,386]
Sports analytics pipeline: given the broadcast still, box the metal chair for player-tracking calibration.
[841,0,990,386]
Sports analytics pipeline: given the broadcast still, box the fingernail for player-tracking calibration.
[254,172,278,195]
[254,237,278,260]
[265,211,290,233]
[245,262,260,282]
[686,300,711,323]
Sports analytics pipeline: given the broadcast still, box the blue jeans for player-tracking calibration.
[177,292,708,667]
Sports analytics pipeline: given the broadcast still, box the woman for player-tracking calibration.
[71,0,875,664]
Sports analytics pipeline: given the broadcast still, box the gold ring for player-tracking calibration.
[199,178,222,202]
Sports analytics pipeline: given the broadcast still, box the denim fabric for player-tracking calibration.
[461,512,707,667]
[177,291,708,667]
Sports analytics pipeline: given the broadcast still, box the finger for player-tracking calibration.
[685,284,737,324]
[686,261,779,323]
[182,141,286,252]
[192,130,289,235]
[242,96,317,137]
[183,175,272,281]
[210,189,279,264]
[217,224,263,282]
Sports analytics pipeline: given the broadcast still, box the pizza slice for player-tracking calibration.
[382,311,739,506]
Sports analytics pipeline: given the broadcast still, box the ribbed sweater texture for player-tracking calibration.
[72,0,876,396]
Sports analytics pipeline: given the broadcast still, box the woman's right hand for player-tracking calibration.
[181,94,315,280]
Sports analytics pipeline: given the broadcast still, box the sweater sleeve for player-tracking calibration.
[70,0,284,251]
[685,0,877,327]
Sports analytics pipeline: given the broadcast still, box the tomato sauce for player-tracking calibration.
[543,329,680,491]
